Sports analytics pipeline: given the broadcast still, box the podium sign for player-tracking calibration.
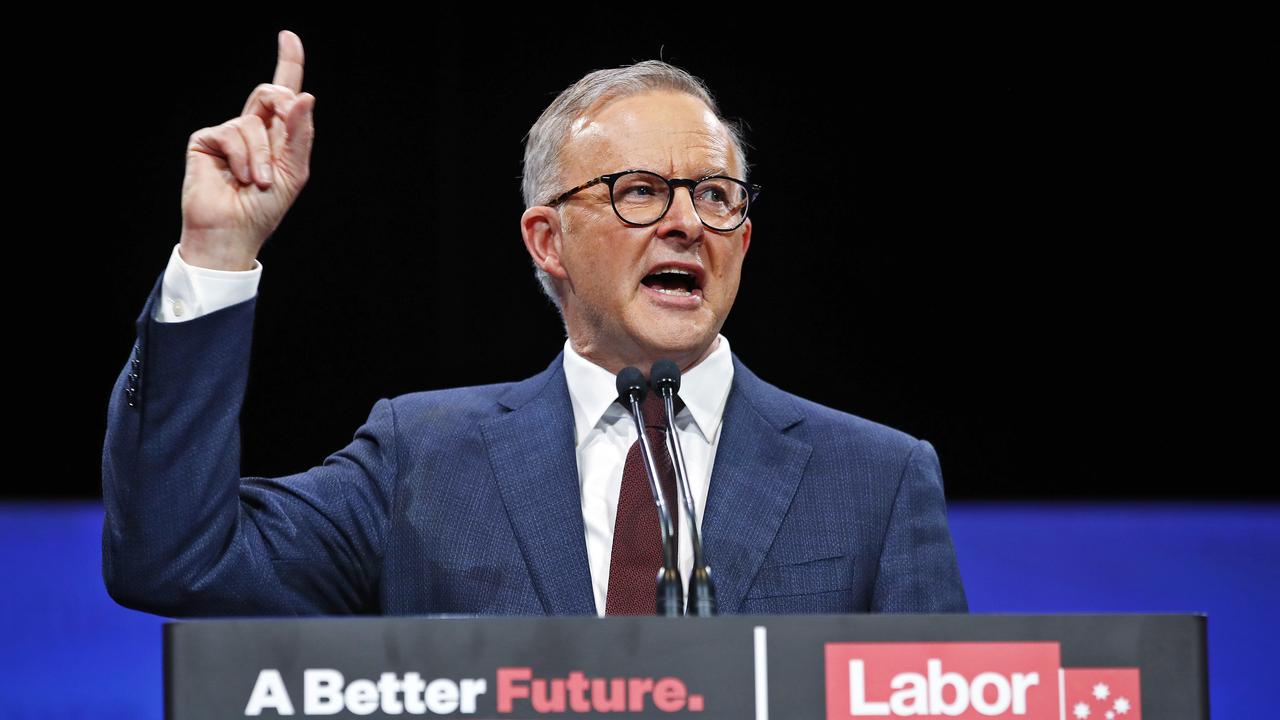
[165,614,1206,719]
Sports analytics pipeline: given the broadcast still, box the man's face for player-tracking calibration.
[551,90,752,370]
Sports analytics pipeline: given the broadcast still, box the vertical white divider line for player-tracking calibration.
[754,625,769,720]
[1058,668,1066,720]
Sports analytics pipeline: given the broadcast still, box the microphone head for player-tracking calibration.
[616,366,647,403]
[650,359,681,393]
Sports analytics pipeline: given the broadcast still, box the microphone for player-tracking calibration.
[650,360,718,617]
[616,366,683,617]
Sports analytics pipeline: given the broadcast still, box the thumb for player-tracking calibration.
[281,92,316,177]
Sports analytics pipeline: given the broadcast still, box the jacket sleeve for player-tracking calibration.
[870,439,968,612]
[101,272,397,617]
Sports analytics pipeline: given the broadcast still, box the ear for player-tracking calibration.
[740,217,752,256]
[521,206,569,281]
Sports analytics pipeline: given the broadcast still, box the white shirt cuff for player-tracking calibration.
[154,243,262,323]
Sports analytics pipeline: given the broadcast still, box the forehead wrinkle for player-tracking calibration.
[562,95,737,179]
[611,131,734,176]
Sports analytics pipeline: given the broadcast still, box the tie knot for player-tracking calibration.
[639,391,684,430]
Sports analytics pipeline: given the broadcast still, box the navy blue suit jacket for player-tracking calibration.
[102,274,966,617]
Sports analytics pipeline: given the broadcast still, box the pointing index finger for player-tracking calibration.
[272,30,305,92]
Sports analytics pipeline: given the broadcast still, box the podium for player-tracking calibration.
[165,614,1207,719]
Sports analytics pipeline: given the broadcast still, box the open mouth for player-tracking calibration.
[640,266,702,298]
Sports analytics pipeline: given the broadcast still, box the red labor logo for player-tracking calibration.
[824,642,1141,719]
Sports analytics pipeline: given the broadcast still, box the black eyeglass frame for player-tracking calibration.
[546,169,762,232]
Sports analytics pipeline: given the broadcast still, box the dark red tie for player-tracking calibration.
[606,392,681,615]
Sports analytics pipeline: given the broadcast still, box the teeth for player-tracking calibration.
[653,267,693,276]
[653,287,693,296]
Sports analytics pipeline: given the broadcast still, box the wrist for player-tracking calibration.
[179,232,258,271]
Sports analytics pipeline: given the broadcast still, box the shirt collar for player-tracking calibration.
[562,334,735,447]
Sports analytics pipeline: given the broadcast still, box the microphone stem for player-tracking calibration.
[661,390,703,568]
[626,393,679,571]
[660,388,717,616]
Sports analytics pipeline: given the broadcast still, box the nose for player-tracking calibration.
[656,186,704,246]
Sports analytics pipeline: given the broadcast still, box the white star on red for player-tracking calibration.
[1074,701,1092,719]
[1093,682,1111,700]
[1114,697,1131,714]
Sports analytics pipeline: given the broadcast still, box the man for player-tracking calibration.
[102,31,966,617]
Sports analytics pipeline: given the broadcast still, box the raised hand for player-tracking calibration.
[179,30,316,270]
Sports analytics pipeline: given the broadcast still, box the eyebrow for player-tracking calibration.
[622,166,734,179]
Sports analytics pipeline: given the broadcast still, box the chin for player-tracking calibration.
[638,323,714,359]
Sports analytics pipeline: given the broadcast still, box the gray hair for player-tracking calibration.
[521,60,749,313]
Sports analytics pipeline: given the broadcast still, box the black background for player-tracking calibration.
[33,19,1268,500]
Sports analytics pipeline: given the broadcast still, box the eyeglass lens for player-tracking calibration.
[611,171,749,229]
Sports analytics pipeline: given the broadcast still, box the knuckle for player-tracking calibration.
[191,125,233,151]
[251,83,296,103]
[240,114,266,132]
[225,118,262,145]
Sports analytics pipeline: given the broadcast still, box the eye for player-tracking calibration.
[613,175,667,204]
[698,186,727,203]
[696,180,736,205]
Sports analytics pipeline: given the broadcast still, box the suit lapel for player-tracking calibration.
[480,355,597,615]
[701,356,813,613]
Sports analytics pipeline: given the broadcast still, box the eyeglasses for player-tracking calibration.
[547,170,761,232]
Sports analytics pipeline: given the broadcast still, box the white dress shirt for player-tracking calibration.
[154,243,262,323]
[562,334,732,614]
[157,243,734,616]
